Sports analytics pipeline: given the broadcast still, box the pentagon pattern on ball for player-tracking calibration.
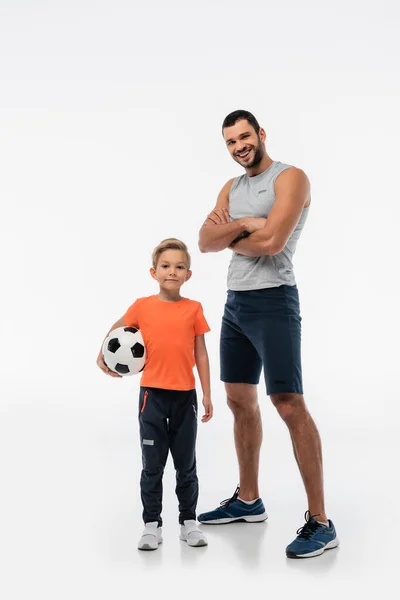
[124,327,138,334]
[132,343,145,358]
[107,338,121,353]
[102,326,146,376]
[115,363,130,375]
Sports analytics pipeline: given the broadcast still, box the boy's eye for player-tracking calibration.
[177,266,184,270]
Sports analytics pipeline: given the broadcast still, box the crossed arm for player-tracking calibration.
[198,178,250,253]
[198,168,310,257]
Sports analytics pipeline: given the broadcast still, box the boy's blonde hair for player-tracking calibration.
[152,238,191,270]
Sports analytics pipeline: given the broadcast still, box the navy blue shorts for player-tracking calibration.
[220,285,303,395]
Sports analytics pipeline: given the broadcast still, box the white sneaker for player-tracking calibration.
[180,520,208,547]
[138,522,163,551]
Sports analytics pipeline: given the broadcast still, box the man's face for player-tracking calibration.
[223,119,265,169]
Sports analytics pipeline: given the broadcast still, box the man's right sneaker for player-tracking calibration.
[198,486,268,524]
[137,522,163,551]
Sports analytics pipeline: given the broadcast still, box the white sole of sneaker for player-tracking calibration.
[287,537,339,558]
[198,512,268,525]
[138,538,163,551]
[179,535,208,547]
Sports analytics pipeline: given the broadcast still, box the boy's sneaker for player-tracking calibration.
[197,486,268,524]
[180,520,208,547]
[138,522,163,551]
[286,511,339,558]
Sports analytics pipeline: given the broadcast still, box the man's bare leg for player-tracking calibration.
[225,382,262,501]
[270,392,327,521]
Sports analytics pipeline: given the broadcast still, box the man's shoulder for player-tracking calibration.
[275,165,310,188]
[230,173,246,184]
[274,162,308,178]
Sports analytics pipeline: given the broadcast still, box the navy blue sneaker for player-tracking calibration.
[286,511,339,558]
[198,486,268,524]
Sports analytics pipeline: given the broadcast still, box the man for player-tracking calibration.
[197,110,339,558]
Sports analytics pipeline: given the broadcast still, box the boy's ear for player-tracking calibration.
[150,267,157,280]
[185,270,192,282]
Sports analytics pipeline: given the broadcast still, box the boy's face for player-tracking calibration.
[150,249,192,290]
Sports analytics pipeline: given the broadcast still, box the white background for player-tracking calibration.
[1,0,399,597]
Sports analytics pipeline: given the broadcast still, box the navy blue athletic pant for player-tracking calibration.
[138,386,198,526]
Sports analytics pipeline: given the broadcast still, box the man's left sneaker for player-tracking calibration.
[286,511,339,558]
[198,486,268,524]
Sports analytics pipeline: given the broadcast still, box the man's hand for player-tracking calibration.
[205,212,266,233]
[230,217,267,247]
[96,352,122,378]
[201,396,213,423]
[204,207,230,225]
[240,217,267,233]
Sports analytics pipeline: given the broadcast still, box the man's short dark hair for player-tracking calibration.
[222,110,261,135]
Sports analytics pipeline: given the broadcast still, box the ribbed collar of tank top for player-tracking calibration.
[246,161,278,181]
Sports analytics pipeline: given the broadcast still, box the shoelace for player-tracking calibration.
[296,510,323,539]
[220,485,240,507]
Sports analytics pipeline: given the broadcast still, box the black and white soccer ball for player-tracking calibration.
[102,326,146,376]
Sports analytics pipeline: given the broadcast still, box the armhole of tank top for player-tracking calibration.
[272,165,310,208]
[270,165,289,196]
[229,176,241,196]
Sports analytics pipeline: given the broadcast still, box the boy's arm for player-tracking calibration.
[96,316,126,377]
[194,335,213,422]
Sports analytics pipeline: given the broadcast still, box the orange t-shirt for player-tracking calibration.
[123,295,210,391]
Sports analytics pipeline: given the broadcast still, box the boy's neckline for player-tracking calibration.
[154,294,187,304]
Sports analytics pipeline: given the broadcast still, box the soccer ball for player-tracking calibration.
[102,327,146,376]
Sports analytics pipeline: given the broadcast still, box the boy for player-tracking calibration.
[97,238,213,550]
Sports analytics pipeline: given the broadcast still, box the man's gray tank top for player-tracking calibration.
[228,161,309,291]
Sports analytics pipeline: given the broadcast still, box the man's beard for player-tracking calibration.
[235,141,264,168]
[248,144,263,168]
